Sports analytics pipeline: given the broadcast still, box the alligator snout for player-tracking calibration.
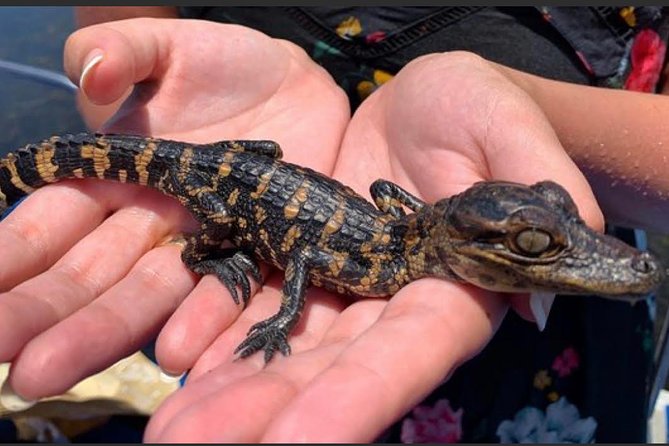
[627,251,665,294]
[631,251,661,274]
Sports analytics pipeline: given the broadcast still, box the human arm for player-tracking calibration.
[494,63,669,231]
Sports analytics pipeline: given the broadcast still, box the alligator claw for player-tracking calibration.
[234,315,292,362]
[190,251,262,306]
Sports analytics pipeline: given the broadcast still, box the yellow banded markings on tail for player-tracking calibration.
[327,251,348,277]
[228,141,247,153]
[34,142,59,183]
[320,199,347,239]
[2,153,35,194]
[250,166,276,200]
[177,146,194,183]
[281,224,302,252]
[156,170,171,192]
[218,162,232,178]
[258,227,270,246]
[181,150,237,198]
[80,141,111,179]
[284,180,310,220]
[178,147,210,198]
[258,227,280,263]
[218,151,235,178]
[134,140,158,186]
[204,152,235,194]
[209,211,235,226]
[227,188,241,206]
[254,205,268,224]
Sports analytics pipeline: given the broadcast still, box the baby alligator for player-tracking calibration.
[0,133,664,362]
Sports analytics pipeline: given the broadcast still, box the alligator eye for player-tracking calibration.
[514,228,552,255]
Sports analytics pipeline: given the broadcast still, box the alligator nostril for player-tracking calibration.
[631,253,657,274]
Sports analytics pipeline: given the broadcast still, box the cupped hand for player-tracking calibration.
[143,53,604,442]
[0,16,605,443]
[0,17,348,402]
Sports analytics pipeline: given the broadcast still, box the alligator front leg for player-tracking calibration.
[370,179,425,217]
[234,247,312,362]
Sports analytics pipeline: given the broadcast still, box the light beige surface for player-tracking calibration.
[0,351,179,419]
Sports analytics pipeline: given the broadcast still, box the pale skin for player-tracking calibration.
[0,10,666,442]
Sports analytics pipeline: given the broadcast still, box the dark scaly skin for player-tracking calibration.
[0,133,664,362]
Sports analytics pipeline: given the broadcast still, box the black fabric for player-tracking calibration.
[179,7,591,110]
[540,6,631,79]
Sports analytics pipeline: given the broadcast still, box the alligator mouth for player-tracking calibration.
[444,252,664,298]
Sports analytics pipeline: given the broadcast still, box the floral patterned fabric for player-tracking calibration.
[179,7,669,443]
[401,399,464,444]
[496,397,597,443]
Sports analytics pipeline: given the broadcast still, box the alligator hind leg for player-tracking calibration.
[177,184,263,306]
[234,247,312,362]
[370,179,425,218]
[182,234,262,307]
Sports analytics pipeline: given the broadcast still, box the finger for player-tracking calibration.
[145,298,384,442]
[0,186,189,362]
[154,276,244,376]
[189,277,346,378]
[146,282,348,440]
[64,18,166,105]
[65,17,349,157]
[261,279,508,442]
[64,18,294,127]
[7,244,197,400]
[151,281,503,442]
[0,182,107,291]
[508,292,536,323]
[0,180,177,291]
[479,92,604,232]
[154,262,269,376]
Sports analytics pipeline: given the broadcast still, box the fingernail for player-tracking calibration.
[530,292,556,332]
[0,379,36,411]
[159,369,185,384]
[79,49,104,96]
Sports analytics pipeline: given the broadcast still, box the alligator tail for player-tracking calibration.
[0,133,184,212]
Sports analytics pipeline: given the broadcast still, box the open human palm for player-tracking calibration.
[0,18,603,442]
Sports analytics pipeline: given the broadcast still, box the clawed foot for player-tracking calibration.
[190,251,262,306]
[234,315,292,363]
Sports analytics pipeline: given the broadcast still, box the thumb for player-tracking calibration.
[63,18,169,105]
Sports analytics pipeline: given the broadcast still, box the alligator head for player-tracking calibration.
[428,180,664,301]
